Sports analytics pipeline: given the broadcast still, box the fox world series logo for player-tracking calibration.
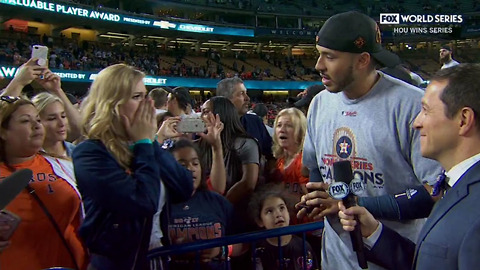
[380,13,463,34]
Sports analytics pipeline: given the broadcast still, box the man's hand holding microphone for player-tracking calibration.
[295,160,370,269]
[338,202,379,238]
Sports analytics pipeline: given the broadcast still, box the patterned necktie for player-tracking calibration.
[431,170,449,196]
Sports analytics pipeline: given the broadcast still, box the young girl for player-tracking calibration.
[167,139,234,270]
[249,184,318,270]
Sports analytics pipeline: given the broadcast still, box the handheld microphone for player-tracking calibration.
[330,160,368,269]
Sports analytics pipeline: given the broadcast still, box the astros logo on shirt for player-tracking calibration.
[333,127,356,159]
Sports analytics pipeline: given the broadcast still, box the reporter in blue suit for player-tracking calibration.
[339,63,480,270]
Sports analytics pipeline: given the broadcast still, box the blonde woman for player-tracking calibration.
[32,92,77,157]
[272,108,309,204]
[72,64,192,270]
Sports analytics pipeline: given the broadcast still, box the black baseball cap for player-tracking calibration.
[316,11,400,68]
[441,45,452,51]
[294,84,325,108]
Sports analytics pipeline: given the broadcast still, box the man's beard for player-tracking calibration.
[322,65,355,94]
[440,55,450,64]
[335,65,355,93]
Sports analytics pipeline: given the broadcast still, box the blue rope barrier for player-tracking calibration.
[147,221,324,259]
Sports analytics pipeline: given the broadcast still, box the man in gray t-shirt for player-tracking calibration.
[297,11,442,270]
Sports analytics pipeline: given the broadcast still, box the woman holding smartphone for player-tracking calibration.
[0,56,88,269]
[0,96,88,270]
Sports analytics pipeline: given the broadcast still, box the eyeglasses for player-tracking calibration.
[0,96,21,103]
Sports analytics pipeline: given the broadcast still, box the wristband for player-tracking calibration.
[129,138,153,151]
[134,138,152,145]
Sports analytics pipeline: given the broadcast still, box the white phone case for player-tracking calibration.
[177,116,206,133]
[31,45,49,66]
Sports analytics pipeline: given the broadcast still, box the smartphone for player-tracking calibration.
[177,115,206,133]
[0,210,21,241]
[31,45,49,67]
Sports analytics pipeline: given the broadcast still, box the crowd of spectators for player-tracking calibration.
[0,30,318,81]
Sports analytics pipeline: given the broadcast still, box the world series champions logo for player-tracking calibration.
[321,127,384,188]
[333,127,356,159]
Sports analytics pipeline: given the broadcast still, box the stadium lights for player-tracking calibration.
[147,35,166,39]
[233,44,256,47]
[202,42,226,46]
[106,32,131,37]
[239,41,258,45]
[207,40,229,43]
[171,40,195,44]
[177,38,198,42]
[99,34,128,39]
[292,49,307,52]
[264,91,289,94]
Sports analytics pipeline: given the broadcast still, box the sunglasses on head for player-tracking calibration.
[0,96,21,103]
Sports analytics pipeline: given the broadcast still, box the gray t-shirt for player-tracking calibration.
[225,137,260,191]
[303,72,442,270]
[441,59,460,69]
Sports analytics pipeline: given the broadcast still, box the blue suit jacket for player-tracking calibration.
[367,160,480,269]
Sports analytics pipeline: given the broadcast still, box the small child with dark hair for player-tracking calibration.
[249,184,319,270]
[167,139,234,269]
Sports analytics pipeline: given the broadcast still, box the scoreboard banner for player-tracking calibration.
[0,0,254,37]
[0,65,319,90]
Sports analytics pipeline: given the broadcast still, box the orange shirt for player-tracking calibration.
[276,152,309,196]
[276,152,310,225]
[0,154,87,270]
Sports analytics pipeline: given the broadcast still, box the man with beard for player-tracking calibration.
[440,45,459,69]
[296,11,442,270]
